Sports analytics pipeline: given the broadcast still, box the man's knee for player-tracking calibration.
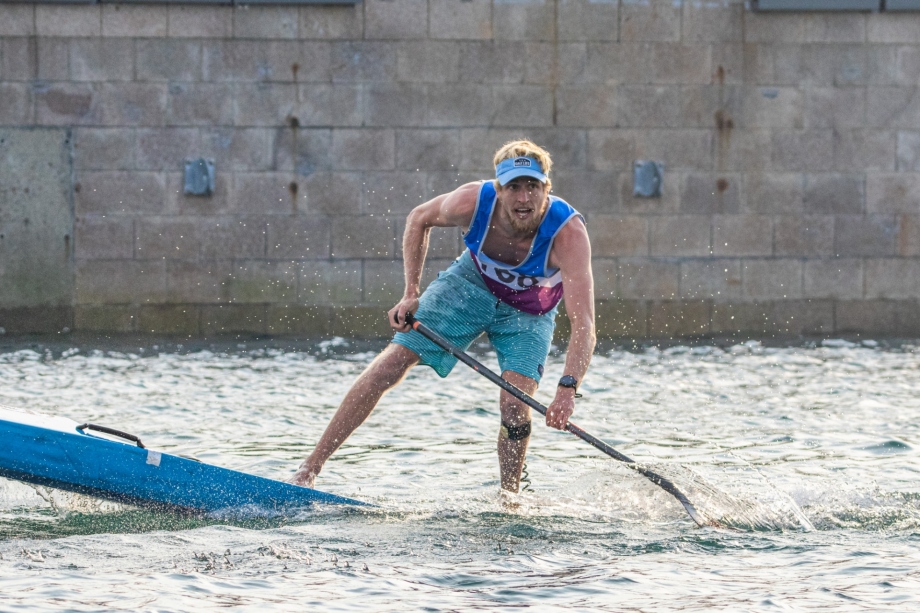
[500,370,536,401]
[499,370,535,426]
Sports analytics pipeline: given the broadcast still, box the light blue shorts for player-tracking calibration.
[393,252,557,382]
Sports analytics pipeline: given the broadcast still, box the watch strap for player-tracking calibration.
[558,375,582,398]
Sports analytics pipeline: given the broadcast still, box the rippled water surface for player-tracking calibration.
[1,336,919,611]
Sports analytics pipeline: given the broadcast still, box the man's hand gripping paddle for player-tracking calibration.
[402,312,711,528]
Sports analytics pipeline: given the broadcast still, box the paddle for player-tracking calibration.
[402,312,710,528]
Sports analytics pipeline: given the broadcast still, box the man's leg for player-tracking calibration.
[497,370,537,493]
[291,343,419,487]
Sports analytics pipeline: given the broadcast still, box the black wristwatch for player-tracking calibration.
[558,375,582,398]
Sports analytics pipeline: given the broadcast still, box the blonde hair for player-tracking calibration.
[492,139,553,190]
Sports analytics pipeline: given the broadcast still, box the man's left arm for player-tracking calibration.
[545,219,596,430]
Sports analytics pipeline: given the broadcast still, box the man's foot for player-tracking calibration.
[498,488,521,510]
[289,466,317,488]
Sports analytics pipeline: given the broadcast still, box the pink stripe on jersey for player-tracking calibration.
[471,252,564,316]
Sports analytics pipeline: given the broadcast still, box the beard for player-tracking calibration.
[500,196,548,235]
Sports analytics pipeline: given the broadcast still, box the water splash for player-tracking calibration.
[636,462,813,532]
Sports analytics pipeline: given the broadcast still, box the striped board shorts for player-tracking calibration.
[393,251,557,382]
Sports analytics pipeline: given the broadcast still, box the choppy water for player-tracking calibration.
[1,336,919,611]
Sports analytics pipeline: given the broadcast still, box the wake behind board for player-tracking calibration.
[0,406,368,514]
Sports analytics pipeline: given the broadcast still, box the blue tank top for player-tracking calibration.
[462,181,583,315]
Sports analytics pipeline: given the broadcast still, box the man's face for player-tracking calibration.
[496,177,548,235]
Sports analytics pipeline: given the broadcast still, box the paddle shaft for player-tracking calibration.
[404,313,706,527]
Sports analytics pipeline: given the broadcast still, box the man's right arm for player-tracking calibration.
[389,182,481,331]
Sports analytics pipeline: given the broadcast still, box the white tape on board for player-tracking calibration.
[146,450,162,467]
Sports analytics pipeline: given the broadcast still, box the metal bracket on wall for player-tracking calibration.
[184,158,215,197]
[633,161,664,199]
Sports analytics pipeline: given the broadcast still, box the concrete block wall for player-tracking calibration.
[2,1,920,339]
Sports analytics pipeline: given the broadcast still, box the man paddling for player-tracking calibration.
[292,140,595,493]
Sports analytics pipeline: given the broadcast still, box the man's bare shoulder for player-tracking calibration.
[446,181,484,205]
[549,215,591,269]
[557,213,589,243]
[438,181,485,226]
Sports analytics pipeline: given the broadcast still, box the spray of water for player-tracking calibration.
[637,462,814,532]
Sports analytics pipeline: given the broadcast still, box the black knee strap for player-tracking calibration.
[500,421,531,441]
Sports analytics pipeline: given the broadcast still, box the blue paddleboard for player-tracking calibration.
[0,406,368,513]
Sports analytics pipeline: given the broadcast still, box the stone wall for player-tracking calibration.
[2,1,920,339]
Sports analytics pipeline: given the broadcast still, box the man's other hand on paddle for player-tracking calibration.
[546,386,576,430]
[389,297,419,333]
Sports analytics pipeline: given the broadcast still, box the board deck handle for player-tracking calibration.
[76,423,146,449]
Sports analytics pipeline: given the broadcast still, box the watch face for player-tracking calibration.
[559,375,578,388]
